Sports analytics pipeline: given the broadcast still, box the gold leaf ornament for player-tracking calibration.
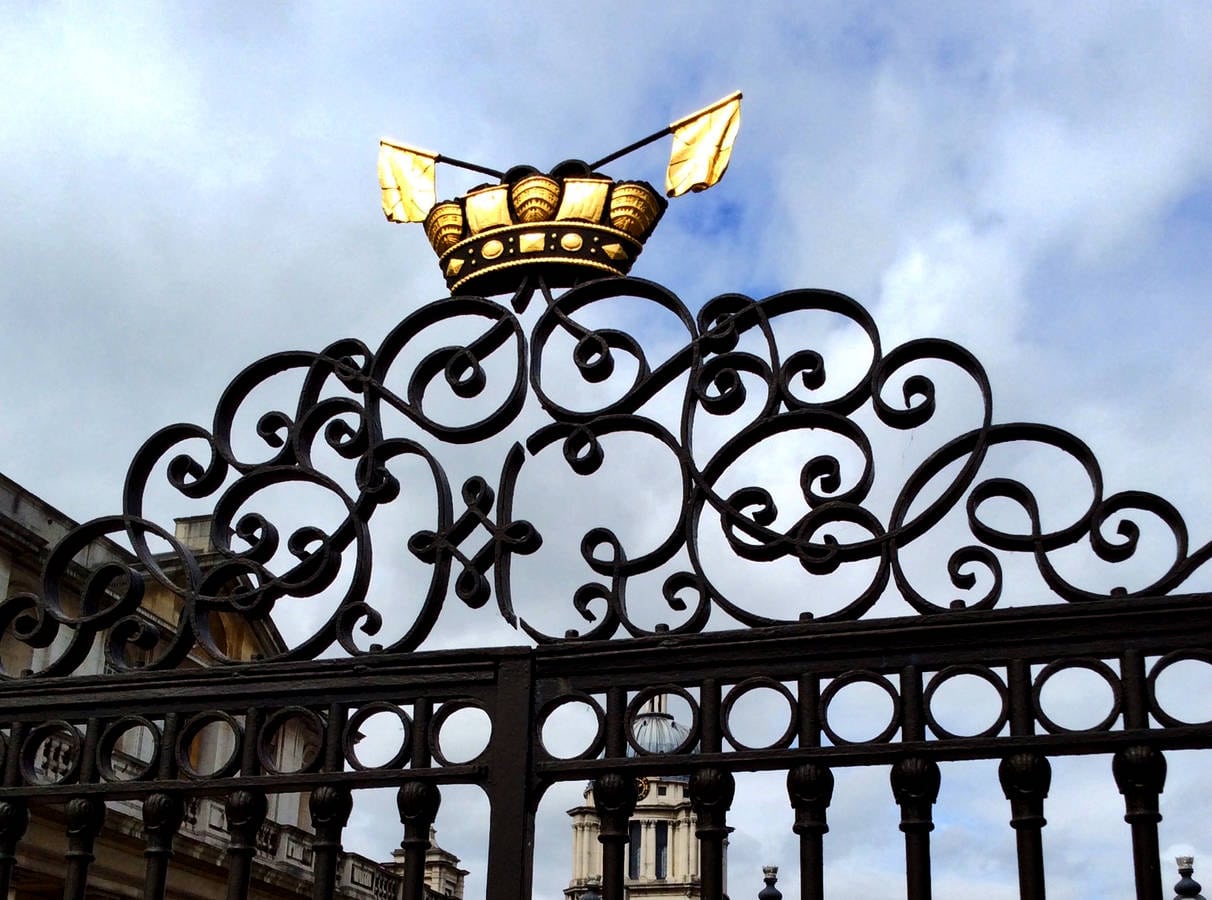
[665,91,742,198]
[379,140,438,223]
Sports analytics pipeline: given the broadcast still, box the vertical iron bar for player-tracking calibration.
[63,718,104,900]
[412,697,433,768]
[0,799,28,899]
[798,673,821,749]
[224,791,268,900]
[0,722,29,897]
[595,772,639,900]
[400,688,433,900]
[310,703,352,900]
[141,793,185,900]
[787,763,833,900]
[1120,650,1150,731]
[999,753,1051,900]
[309,785,354,899]
[63,796,106,900]
[689,767,735,900]
[1007,660,1035,737]
[397,781,442,900]
[142,713,183,900]
[1113,746,1167,900]
[891,757,940,900]
[0,722,23,786]
[225,707,265,900]
[485,657,538,900]
[700,679,722,753]
[605,686,626,758]
[900,666,925,742]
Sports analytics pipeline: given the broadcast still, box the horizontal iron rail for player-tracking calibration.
[0,598,1203,798]
[532,593,1212,686]
[1,727,1209,802]
[0,594,1206,719]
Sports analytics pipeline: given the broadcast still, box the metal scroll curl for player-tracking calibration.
[3,277,1210,676]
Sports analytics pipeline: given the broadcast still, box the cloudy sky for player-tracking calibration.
[2,2,1211,898]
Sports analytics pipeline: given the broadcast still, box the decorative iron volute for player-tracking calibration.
[998,752,1052,829]
[1113,745,1167,822]
[397,780,442,841]
[592,772,639,840]
[64,795,107,866]
[890,757,941,832]
[141,792,185,851]
[309,785,354,841]
[224,790,268,848]
[0,800,28,853]
[786,762,835,836]
[688,766,736,835]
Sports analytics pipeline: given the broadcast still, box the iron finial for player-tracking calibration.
[1176,857,1205,899]
[758,865,782,900]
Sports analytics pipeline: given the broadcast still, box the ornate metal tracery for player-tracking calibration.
[3,276,1208,678]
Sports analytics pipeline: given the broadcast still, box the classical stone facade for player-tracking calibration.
[0,472,467,900]
[565,704,725,900]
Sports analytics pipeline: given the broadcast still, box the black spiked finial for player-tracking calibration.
[1175,857,1206,899]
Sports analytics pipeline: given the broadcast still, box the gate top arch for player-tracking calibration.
[1,105,1211,900]
[2,271,1209,677]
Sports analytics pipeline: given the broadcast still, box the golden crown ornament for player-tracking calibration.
[379,92,741,295]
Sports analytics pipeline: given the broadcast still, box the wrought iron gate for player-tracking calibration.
[0,276,1208,900]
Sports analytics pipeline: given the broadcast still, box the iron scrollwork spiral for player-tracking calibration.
[3,276,1209,676]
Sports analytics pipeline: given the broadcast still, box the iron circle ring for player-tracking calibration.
[97,715,161,783]
[536,692,606,762]
[20,720,83,786]
[625,684,700,757]
[175,710,243,780]
[1147,650,1212,728]
[922,665,1009,740]
[257,706,326,776]
[343,702,413,771]
[428,699,492,768]
[1032,657,1122,735]
[720,677,798,752]
[819,670,901,746]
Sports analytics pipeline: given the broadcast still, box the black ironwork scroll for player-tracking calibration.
[3,276,1210,677]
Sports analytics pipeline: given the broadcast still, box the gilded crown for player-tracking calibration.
[422,161,667,296]
[381,91,741,295]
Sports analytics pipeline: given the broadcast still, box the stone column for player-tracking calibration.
[642,820,655,879]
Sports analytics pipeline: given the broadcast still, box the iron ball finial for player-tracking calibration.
[1175,856,1205,899]
[758,865,781,900]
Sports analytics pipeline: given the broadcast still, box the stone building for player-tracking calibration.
[0,472,467,899]
[565,700,723,900]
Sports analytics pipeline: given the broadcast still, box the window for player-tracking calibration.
[655,822,668,879]
[628,821,642,879]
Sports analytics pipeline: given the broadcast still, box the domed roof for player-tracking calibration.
[629,711,693,756]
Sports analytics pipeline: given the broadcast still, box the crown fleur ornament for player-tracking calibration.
[379,92,741,295]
